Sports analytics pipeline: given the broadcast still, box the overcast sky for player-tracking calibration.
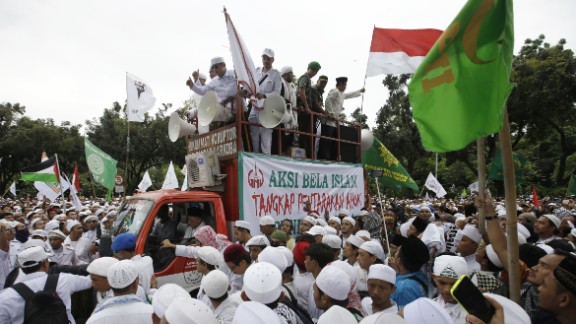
[1,0,574,130]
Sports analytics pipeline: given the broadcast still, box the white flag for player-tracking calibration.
[9,182,16,196]
[180,164,188,191]
[126,72,156,122]
[34,182,60,201]
[63,174,83,210]
[225,10,259,97]
[138,171,153,192]
[424,172,447,198]
[468,181,479,193]
[162,162,179,189]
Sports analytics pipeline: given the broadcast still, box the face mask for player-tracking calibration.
[15,229,30,243]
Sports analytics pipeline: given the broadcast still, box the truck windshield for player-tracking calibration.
[114,199,154,236]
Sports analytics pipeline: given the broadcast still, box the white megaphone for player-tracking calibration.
[198,91,223,126]
[259,94,291,128]
[168,112,197,142]
[361,129,375,152]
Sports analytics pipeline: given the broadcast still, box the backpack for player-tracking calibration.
[280,285,314,324]
[12,274,70,324]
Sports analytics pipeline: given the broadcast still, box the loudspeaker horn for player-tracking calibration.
[361,129,375,152]
[168,112,197,142]
[259,94,289,128]
[197,91,222,126]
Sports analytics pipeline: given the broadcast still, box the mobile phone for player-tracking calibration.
[450,275,495,323]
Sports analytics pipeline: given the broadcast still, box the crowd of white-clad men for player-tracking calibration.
[1,191,576,324]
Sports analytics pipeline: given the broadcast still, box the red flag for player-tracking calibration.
[73,164,81,192]
[532,186,540,207]
[366,28,443,77]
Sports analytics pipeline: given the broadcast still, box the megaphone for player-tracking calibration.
[168,112,197,142]
[198,91,224,126]
[361,129,375,152]
[259,94,291,128]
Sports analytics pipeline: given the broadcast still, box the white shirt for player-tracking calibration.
[64,236,92,263]
[183,221,206,240]
[308,283,324,322]
[463,253,481,273]
[293,267,314,312]
[214,297,238,324]
[0,272,92,324]
[433,295,466,324]
[0,249,11,289]
[9,240,21,269]
[84,229,98,243]
[86,296,153,324]
[191,70,238,106]
[356,266,368,293]
[130,254,154,294]
[50,246,83,266]
[360,297,398,316]
[324,88,362,127]
[249,67,282,121]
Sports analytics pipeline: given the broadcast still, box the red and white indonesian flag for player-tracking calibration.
[126,72,156,122]
[225,10,260,97]
[366,28,443,76]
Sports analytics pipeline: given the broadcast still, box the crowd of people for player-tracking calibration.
[185,50,364,159]
[0,191,576,324]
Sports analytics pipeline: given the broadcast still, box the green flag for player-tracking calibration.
[84,138,117,193]
[362,139,418,191]
[408,0,514,153]
[487,148,525,184]
[567,174,576,196]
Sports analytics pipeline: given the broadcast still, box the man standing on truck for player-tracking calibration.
[297,61,321,158]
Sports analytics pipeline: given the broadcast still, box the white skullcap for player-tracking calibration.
[23,239,47,250]
[302,216,316,226]
[360,313,408,324]
[368,264,396,285]
[462,224,482,243]
[342,216,355,226]
[328,216,341,224]
[246,235,270,247]
[30,218,42,228]
[280,66,293,75]
[517,233,527,245]
[262,48,275,58]
[322,234,342,249]
[259,215,275,226]
[31,229,47,238]
[357,210,369,217]
[420,205,431,212]
[210,56,225,66]
[66,220,81,232]
[165,298,218,324]
[47,230,66,240]
[338,209,349,216]
[400,221,411,238]
[94,209,105,217]
[360,241,385,261]
[454,213,466,222]
[44,220,60,232]
[403,297,452,324]
[485,244,503,268]
[330,260,358,287]
[101,217,109,224]
[243,262,282,304]
[307,225,327,236]
[497,208,507,218]
[345,235,364,248]
[276,246,294,268]
[258,247,288,273]
[152,284,191,319]
[317,305,358,324]
[324,226,337,235]
[316,218,328,227]
[198,246,223,267]
[483,293,530,324]
[235,220,251,230]
[84,215,99,223]
[433,255,468,280]
[18,246,51,268]
[202,270,229,299]
[356,230,371,240]
[517,223,530,239]
[537,243,554,255]
[87,257,119,277]
[309,211,320,218]
[541,214,561,228]
[232,301,281,324]
[316,266,351,300]
[198,73,207,80]
[107,260,139,289]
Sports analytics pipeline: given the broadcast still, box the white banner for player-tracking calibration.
[240,153,365,235]
[126,72,156,122]
[424,172,447,198]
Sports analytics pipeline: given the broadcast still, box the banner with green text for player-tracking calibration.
[239,152,365,235]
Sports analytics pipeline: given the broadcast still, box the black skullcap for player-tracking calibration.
[400,237,429,272]
[335,77,348,84]
[554,253,576,296]
[411,216,429,234]
[187,207,204,218]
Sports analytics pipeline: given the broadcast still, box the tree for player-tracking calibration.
[350,108,369,129]
[507,35,576,186]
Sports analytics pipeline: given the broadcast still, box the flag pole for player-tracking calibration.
[477,138,487,237]
[125,118,130,198]
[499,109,521,303]
[374,176,391,255]
[54,154,67,215]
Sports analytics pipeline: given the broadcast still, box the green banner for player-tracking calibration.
[84,138,117,191]
[488,148,524,184]
[567,174,576,196]
[362,139,418,191]
[408,0,514,153]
